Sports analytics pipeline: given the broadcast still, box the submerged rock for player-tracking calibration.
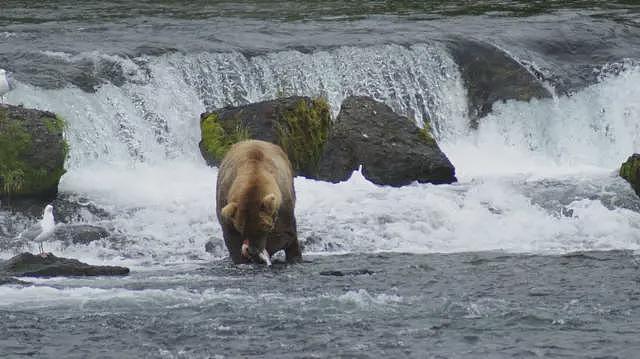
[319,269,375,276]
[199,96,331,178]
[204,239,224,254]
[1,252,129,277]
[0,104,68,200]
[447,38,552,127]
[53,224,110,245]
[316,96,456,186]
[620,154,640,197]
[0,276,31,286]
[51,193,112,223]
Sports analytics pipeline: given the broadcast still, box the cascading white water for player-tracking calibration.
[175,44,469,139]
[442,63,640,179]
[3,44,640,264]
[6,43,468,170]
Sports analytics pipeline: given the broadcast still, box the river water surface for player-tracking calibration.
[1,1,640,358]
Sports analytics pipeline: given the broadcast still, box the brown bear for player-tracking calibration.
[216,139,301,265]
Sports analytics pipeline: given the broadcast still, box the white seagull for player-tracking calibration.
[18,204,56,257]
[0,69,15,102]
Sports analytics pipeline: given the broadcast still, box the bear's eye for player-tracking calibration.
[260,215,274,231]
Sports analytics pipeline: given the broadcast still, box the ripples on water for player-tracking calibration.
[2,252,640,358]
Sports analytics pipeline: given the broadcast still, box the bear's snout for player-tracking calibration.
[240,239,271,266]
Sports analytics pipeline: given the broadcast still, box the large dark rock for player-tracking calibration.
[54,224,110,245]
[199,95,456,187]
[51,193,112,223]
[199,96,331,177]
[316,96,456,186]
[0,104,67,200]
[0,196,51,218]
[0,192,111,222]
[620,154,640,197]
[1,252,129,277]
[447,38,552,127]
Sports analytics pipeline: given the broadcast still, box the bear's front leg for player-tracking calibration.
[278,210,301,263]
[223,225,250,264]
[285,237,302,263]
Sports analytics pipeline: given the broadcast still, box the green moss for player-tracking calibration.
[199,97,332,174]
[276,98,331,175]
[46,115,69,161]
[276,86,288,99]
[43,115,66,135]
[0,112,32,197]
[620,155,640,196]
[418,117,436,145]
[0,109,67,198]
[2,168,24,195]
[22,166,65,196]
[63,140,70,160]
[200,113,250,162]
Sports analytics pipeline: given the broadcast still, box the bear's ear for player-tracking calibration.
[221,202,238,222]
[260,193,278,215]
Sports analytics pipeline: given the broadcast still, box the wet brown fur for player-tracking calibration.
[216,140,301,264]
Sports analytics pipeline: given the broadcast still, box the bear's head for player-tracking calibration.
[221,191,280,262]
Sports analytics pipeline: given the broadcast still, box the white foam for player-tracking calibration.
[442,65,640,180]
[2,51,640,263]
[1,32,16,39]
[3,153,639,265]
[0,282,410,311]
[0,285,251,310]
[297,171,640,256]
[333,289,404,309]
[5,44,466,171]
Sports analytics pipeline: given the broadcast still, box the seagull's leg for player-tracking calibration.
[39,242,47,258]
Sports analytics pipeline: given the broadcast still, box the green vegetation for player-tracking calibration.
[43,115,66,135]
[0,109,32,198]
[200,113,250,163]
[418,117,436,146]
[2,168,24,196]
[620,154,640,195]
[199,97,332,174]
[276,98,331,175]
[276,85,290,99]
[0,108,67,198]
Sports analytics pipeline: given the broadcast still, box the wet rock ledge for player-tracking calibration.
[317,96,456,186]
[0,253,129,279]
[447,38,552,128]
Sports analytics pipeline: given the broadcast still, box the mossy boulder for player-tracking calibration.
[316,96,456,186]
[199,96,331,177]
[199,96,457,186]
[447,38,552,128]
[620,154,640,197]
[0,104,68,200]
